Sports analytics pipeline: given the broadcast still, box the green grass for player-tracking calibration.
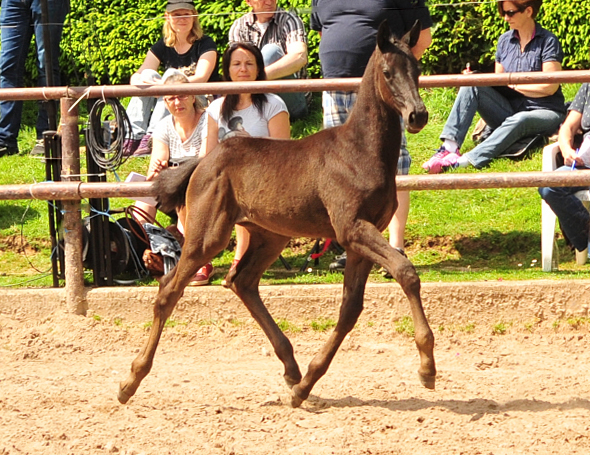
[394,315,415,337]
[1,85,589,288]
[275,318,301,333]
[310,318,337,332]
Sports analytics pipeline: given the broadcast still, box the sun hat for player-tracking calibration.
[166,0,194,12]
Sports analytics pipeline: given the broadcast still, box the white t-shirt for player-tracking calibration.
[206,93,288,141]
[152,112,207,161]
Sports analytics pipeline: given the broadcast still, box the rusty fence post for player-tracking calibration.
[60,97,87,315]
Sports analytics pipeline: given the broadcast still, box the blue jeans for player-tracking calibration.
[261,43,308,120]
[441,86,565,168]
[538,166,590,251]
[0,0,69,146]
[126,96,169,140]
[322,90,410,174]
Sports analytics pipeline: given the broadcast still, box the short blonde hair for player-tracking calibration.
[163,8,203,46]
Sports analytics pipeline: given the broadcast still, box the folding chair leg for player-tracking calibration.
[541,200,558,271]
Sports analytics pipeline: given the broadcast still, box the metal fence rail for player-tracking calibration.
[2,70,590,313]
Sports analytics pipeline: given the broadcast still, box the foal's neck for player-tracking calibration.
[345,55,401,160]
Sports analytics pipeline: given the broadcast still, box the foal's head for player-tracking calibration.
[375,20,428,134]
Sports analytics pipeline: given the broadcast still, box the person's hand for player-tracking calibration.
[562,148,581,167]
[131,69,162,86]
[147,158,168,180]
[462,63,473,75]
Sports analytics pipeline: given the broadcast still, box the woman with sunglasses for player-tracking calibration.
[124,0,219,156]
[423,0,566,173]
[135,70,212,285]
[205,42,291,270]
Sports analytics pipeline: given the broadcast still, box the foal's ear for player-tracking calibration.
[377,20,394,53]
[402,20,422,50]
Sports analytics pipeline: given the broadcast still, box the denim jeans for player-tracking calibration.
[441,86,565,168]
[0,0,69,146]
[322,90,410,173]
[538,166,590,251]
[261,43,308,120]
[126,95,169,140]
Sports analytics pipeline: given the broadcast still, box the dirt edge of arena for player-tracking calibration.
[1,279,589,328]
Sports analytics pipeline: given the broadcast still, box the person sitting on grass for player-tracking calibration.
[123,0,218,157]
[422,0,566,174]
[539,83,590,256]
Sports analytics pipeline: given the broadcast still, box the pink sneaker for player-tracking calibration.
[133,134,152,156]
[422,146,460,174]
[189,263,213,286]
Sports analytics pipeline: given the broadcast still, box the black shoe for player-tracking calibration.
[0,144,19,157]
[329,252,347,272]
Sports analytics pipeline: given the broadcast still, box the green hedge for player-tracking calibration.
[51,0,590,86]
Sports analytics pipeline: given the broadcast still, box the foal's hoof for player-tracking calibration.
[117,385,133,405]
[289,392,304,408]
[289,385,306,408]
[418,372,436,390]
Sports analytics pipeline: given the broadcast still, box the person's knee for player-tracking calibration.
[260,43,284,67]
[538,186,550,200]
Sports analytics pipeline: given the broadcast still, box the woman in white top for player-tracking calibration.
[206,42,291,267]
[135,71,212,284]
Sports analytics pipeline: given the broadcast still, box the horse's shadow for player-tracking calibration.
[292,395,590,416]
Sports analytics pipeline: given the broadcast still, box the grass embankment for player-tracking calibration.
[0,85,587,288]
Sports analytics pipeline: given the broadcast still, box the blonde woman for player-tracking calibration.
[135,70,211,285]
[124,0,219,156]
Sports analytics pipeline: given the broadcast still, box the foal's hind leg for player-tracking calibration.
[339,220,436,390]
[227,228,302,389]
[291,252,373,407]
[118,267,187,404]
[118,212,234,404]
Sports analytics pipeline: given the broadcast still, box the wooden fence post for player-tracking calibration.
[60,97,87,315]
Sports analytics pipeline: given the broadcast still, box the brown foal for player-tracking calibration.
[118,21,436,408]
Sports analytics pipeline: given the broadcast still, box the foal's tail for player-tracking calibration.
[153,157,201,214]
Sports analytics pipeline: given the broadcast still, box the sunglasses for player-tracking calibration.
[164,94,189,103]
[502,7,525,18]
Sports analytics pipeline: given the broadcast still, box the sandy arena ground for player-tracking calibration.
[1,282,590,454]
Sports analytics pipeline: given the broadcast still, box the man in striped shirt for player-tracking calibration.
[229,0,309,119]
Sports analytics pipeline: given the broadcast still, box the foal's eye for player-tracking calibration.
[383,70,392,79]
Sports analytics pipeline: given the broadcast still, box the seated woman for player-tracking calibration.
[422,0,566,173]
[205,42,291,269]
[124,0,218,156]
[134,70,211,285]
[538,83,590,255]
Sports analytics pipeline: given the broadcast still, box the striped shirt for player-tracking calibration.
[228,8,308,80]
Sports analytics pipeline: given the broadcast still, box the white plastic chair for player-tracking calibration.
[541,142,590,271]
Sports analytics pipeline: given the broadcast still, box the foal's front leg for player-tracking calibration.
[341,220,436,390]
[291,252,373,407]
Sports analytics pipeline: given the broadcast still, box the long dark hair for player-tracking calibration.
[221,42,267,125]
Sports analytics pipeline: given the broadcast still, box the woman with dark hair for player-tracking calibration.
[423,0,566,173]
[206,42,291,267]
